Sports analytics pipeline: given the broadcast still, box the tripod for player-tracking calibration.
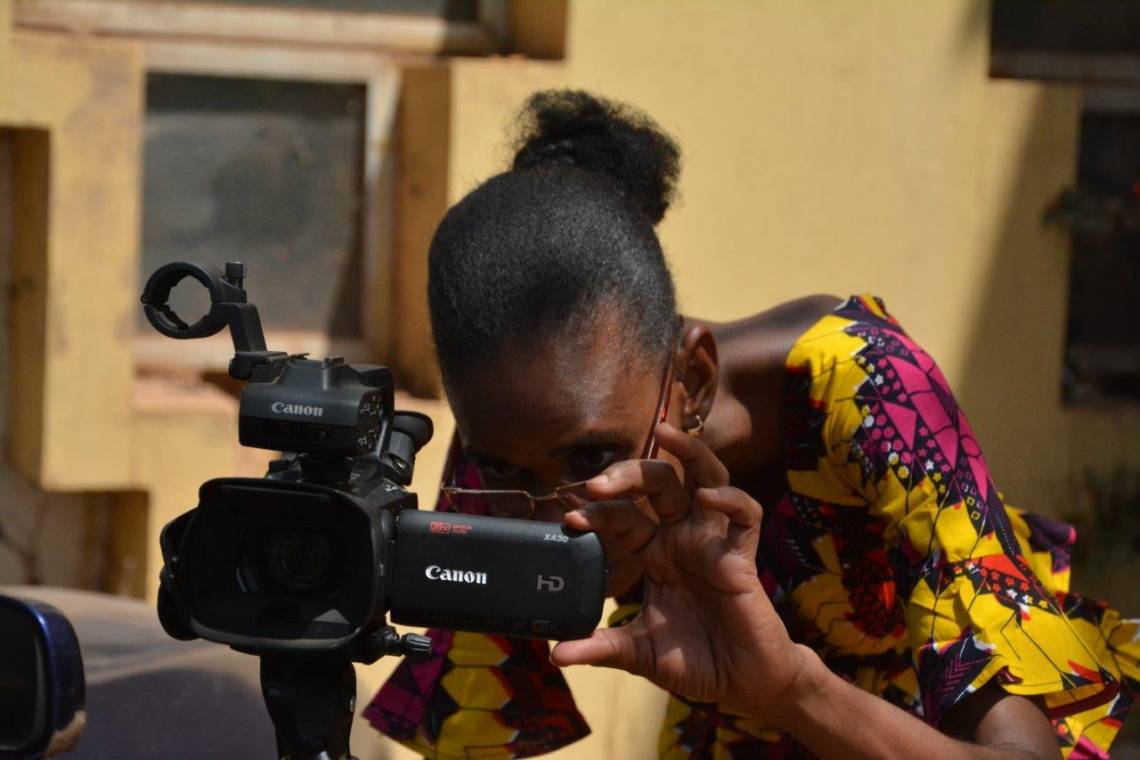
[261,654,358,760]
[259,627,431,759]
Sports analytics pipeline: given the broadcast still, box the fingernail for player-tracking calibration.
[589,473,610,486]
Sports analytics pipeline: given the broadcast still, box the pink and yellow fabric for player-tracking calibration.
[365,296,1138,758]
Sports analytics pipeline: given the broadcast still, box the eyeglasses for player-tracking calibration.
[439,354,676,520]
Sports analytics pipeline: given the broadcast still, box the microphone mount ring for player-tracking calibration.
[140,260,270,357]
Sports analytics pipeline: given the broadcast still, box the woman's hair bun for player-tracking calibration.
[511,89,680,225]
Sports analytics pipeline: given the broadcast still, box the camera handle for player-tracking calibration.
[260,654,358,760]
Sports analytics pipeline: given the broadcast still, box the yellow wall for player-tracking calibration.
[376,5,1140,755]
[442,0,1140,523]
[0,0,9,99]
[2,2,1137,758]
[0,30,148,590]
[1,32,141,489]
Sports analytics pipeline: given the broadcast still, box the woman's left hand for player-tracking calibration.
[552,422,808,714]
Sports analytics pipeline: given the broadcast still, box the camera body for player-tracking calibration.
[239,357,389,459]
[144,261,606,662]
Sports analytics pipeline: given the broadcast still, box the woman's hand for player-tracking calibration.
[552,422,807,713]
[554,428,1062,760]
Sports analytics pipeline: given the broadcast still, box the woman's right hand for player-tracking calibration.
[553,422,808,714]
[601,545,646,598]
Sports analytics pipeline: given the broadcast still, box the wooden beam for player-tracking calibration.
[392,65,451,398]
[15,0,498,56]
[507,0,567,60]
[363,67,401,365]
[145,38,407,81]
[991,51,1140,86]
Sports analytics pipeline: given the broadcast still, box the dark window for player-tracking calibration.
[989,2,1140,404]
[992,0,1140,56]
[1059,105,1140,404]
[990,0,1140,84]
[141,74,367,337]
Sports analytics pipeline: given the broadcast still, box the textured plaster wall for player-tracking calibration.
[375,5,1140,756]
[443,0,1139,532]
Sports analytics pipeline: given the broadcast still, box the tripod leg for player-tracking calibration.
[260,654,357,760]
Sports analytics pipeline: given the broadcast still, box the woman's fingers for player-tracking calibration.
[563,497,659,555]
[581,424,741,533]
[693,486,762,529]
[692,485,763,555]
[550,626,643,674]
[583,459,691,525]
[655,422,730,490]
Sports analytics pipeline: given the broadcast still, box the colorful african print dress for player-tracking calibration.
[366,296,1139,759]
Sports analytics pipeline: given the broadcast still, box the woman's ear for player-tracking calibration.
[676,324,718,432]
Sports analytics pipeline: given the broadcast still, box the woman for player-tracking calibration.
[366,91,1138,758]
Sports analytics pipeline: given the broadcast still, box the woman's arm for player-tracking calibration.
[554,422,1059,758]
[769,648,1058,759]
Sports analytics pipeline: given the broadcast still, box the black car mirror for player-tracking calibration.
[0,594,85,759]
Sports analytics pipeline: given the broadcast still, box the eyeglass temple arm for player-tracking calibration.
[641,355,676,459]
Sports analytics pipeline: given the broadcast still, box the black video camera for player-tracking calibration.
[141,262,605,759]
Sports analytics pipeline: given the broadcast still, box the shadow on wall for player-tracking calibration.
[952,78,1140,742]
[943,0,1140,541]
[956,82,1140,536]
[953,86,1078,516]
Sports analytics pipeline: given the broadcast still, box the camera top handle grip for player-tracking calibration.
[141,261,270,354]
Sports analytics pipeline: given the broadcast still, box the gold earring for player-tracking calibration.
[687,414,704,437]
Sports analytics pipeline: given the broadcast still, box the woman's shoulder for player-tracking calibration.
[786,294,916,371]
[720,294,845,336]
[709,294,844,370]
[709,294,909,376]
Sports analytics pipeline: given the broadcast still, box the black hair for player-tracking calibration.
[428,90,681,382]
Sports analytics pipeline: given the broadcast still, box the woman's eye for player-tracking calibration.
[479,461,522,484]
[571,447,621,477]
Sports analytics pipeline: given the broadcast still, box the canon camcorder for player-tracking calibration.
[140,261,606,759]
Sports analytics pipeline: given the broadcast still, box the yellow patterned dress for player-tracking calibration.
[367,296,1138,758]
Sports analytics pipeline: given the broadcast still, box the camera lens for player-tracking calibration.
[238,522,341,597]
[273,529,330,588]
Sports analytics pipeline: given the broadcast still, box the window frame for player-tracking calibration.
[134,47,400,370]
[13,0,498,370]
[14,0,506,57]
